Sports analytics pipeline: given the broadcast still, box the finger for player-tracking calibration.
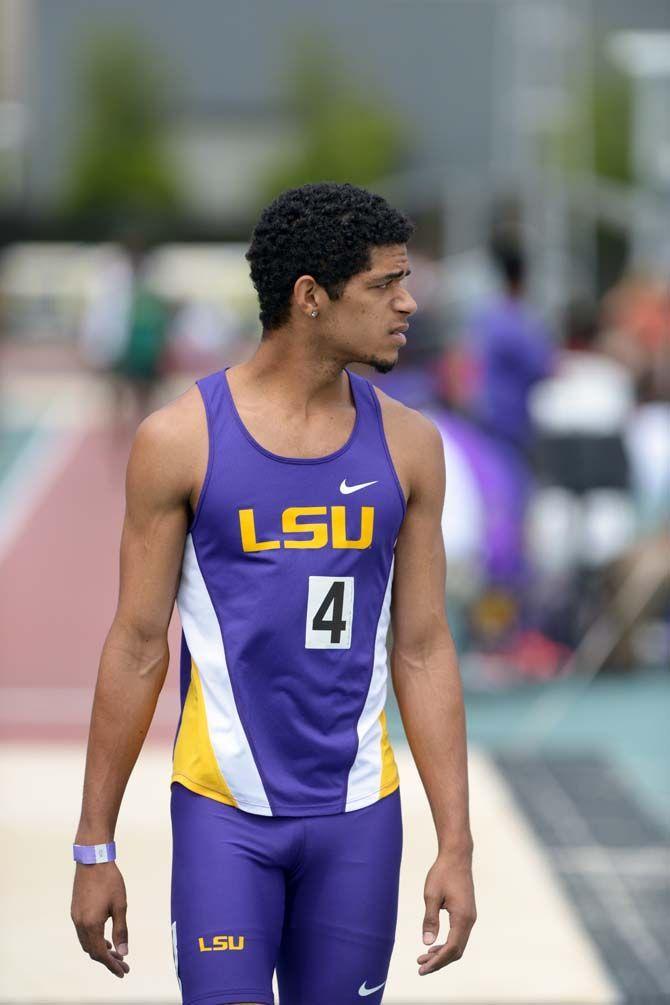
[418,940,462,975]
[86,929,127,978]
[73,918,128,973]
[418,914,473,975]
[111,898,129,960]
[105,939,128,965]
[417,942,444,964]
[422,892,441,946]
[417,944,442,960]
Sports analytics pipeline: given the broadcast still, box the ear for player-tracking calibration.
[293,275,321,319]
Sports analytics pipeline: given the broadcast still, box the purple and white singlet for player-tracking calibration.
[172,366,406,817]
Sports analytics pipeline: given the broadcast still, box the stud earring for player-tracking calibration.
[311,310,319,318]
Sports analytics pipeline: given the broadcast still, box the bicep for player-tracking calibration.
[390,420,450,655]
[115,419,190,640]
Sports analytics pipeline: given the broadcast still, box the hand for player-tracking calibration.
[417,850,476,976]
[71,861,130,979]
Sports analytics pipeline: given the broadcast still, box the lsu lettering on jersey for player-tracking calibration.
[172,367,406,816]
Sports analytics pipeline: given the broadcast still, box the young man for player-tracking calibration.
[71,182,476,1005]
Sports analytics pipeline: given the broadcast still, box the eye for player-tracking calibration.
[378,281,391,289]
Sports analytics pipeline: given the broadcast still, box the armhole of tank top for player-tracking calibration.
[187,379,215,535]
[367,381,407,520]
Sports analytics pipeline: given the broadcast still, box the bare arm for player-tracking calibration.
[390,412,476,976]
[71,393,203,978]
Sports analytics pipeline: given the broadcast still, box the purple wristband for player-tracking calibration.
[73,842,116,864]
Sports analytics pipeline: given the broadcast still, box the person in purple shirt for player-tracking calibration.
[458,239,556,658]
[469,239,554,452]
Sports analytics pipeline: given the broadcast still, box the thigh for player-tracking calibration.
[277,789,403,1004]
[170,783,283,1005]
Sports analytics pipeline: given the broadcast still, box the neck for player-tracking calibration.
[233,331,351,411]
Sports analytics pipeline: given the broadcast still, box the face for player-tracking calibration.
[318,245,417,374]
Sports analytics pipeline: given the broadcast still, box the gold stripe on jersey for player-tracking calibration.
[379,708,399,797]
[172,660,237,808]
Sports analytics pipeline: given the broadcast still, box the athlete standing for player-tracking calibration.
[71,183,476,1004]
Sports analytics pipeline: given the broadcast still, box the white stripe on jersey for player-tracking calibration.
[345,556,395,810]
[177,535,273,815]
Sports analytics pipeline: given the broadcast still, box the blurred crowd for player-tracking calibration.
[395,233,670,687]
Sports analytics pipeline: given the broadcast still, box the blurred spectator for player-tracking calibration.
[530,298,634,499]
[428,238,563,683]
[527,298,638,648]
[466,237,555,453]
[80,228,170,436]
[598,272,670,533]
[600,273,670,403]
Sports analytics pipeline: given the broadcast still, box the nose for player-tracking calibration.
[395,287,417,317]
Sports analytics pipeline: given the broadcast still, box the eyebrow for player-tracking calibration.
[369,269,412,284]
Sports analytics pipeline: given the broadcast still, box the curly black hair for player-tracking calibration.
[246,182,414,331]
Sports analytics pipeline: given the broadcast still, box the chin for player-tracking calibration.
[366,354,398,375]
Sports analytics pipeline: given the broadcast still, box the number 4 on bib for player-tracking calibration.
[305,576,354,649]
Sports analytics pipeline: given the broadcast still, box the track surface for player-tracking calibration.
[0,390,181,743]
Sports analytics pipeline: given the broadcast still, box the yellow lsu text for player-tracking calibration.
[239,505,374,552]
[198,935,245,952]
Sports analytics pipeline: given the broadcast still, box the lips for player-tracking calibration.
[389,327,408,346]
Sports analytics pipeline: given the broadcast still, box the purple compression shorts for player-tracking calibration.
[170,782,403,1005]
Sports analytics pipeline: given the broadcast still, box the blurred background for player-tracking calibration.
[0,0,668,1002]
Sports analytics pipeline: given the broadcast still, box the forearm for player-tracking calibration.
[391,630,472,855]
[75,619,169,843]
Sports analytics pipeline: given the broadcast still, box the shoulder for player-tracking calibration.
[371,385,444,502]
[128,384,206,502]
[134,383,204,455]
[372,384,442,451]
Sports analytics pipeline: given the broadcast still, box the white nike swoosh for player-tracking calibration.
[340,478,378,495]
[359,981,386,997]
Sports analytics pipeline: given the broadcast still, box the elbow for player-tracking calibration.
[391,624,455,677]
[104,616,170,679]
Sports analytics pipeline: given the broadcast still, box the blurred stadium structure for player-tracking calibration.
[0,1,668,1003]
